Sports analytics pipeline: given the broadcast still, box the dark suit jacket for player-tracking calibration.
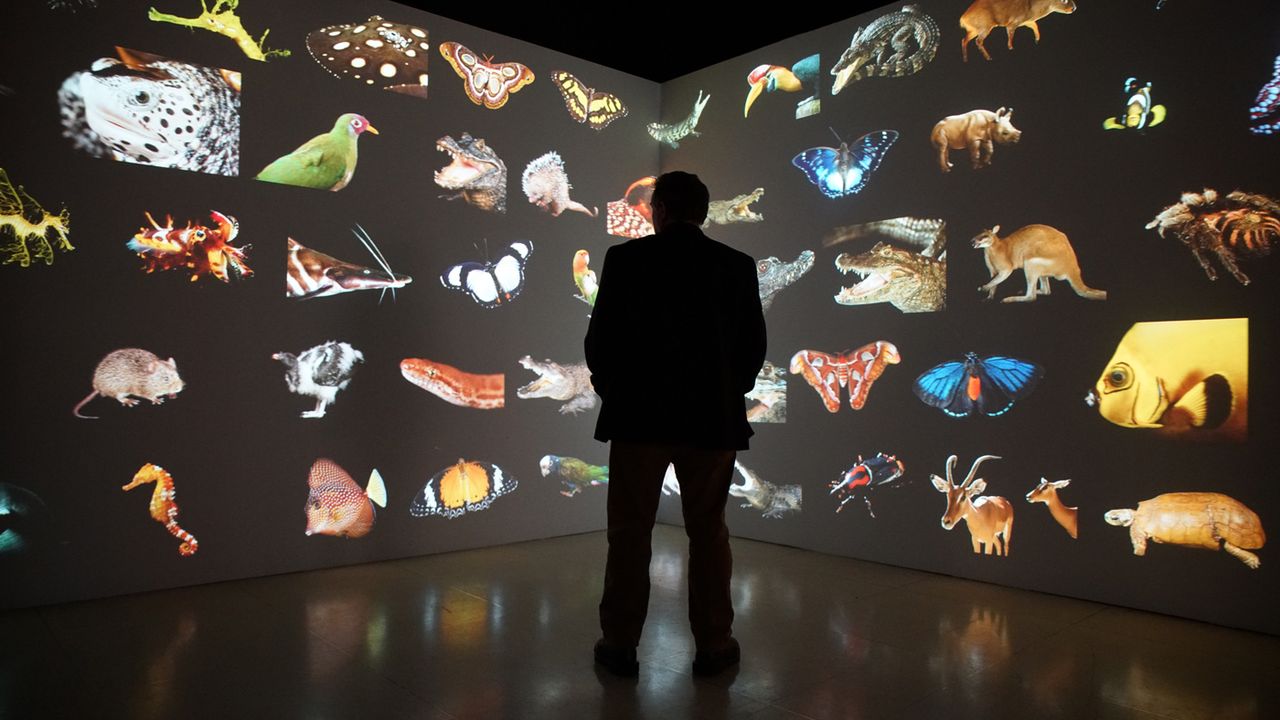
[584,223,767,450]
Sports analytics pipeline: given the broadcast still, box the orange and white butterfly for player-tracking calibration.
[411,459,516,518]
[789,342,901,412]
[439,41,534,109]
[551,70,627,130]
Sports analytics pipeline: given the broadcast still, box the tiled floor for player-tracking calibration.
[3,526,1277,719]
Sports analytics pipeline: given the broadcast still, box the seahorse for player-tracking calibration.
[123,463,198,556]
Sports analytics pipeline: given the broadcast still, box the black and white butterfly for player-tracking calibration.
[792,129,898,198]
[440,240,532,308]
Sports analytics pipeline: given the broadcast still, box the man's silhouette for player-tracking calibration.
[584,171,767,676]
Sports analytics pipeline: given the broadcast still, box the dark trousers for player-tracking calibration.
[599,440,736,650]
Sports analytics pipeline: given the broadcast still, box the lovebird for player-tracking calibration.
[539,455,608,497]
[256,113,378,191]
[572,249,598,306]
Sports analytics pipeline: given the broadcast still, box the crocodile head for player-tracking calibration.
[834,242,945,313]
[434,133,506,192]
[729,188,765,222]
[757,249,814,311]
[516,356,571,400]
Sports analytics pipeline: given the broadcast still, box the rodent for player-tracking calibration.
[72,348,185,419]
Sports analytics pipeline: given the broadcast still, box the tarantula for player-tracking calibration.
[1145,189,1280,285]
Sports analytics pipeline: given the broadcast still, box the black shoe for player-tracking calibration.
[692,638,740,676]
[594,639,639,677]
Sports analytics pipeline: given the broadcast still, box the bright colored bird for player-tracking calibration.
[256,113,378,191]
[572,249,598,306]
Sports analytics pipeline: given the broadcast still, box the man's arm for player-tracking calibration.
[584,245,622,399]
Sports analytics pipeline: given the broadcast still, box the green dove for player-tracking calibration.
[256,113,378,191]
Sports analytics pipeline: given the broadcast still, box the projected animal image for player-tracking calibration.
[914,353,1043,418]
[256,114,378,191]
[150,1,290,62]
[746,361,787,423]
[0,169,72,267]
[1145,189,1280,285]
[1104,77,1166,130]
[1105,493,1264,568]
[128,211,251,282]
[73,349,184,419]
[705,188,764,227]
[931,455,1013,556]
[58,47,240,176]
[434,133,507,213]
[304,459,386,538]
[122,463,198,556]
[439,240,531,309]
[931,108,1021,173]
[606,177,655,238]
[285,229,411,300]
[757,250,813,313]
[572,250,598,308]
[959,0,1076,62]
[790,342,900,413]
[1026,478,1077,539]
[272,341,364,418]
[0,484,49,555]
[516,356,597,414]
[306,15,429,95]
[830,453,904,517]
[400,358,505,409]
[1250,55,1280,135]
[730,462,801,519]
[971,224,1106,302]
[412,460,516,518]
[648,91,709,148]
[522,152,597,218]
[744,54,820,118]
[439,41,534,109]
[539,455,608,497]
[835,242,946,313]
[552,70,628,130]
[1086,318,1247,440]
[831,4,939,93]
[793,130,897,198]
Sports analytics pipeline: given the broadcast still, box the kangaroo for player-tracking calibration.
[960,0,1077,62]
[972,224,1106,302]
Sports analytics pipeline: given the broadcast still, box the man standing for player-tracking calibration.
[584,171,767,677]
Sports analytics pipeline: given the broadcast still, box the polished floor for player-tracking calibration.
[3,526,1278,720]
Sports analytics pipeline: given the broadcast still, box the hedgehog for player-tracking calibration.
[521,151,597,218]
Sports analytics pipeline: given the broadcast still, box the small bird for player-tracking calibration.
[539,455,608,497]
[572,249,598,306]
[256,113,378,191]
[272,341,364,418]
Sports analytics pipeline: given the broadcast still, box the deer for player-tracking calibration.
[960,0,1078,62]
[1025,478,1078,539]
[930,454,1014,555]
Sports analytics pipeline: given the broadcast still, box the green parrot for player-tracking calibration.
[256,113,378,191]
[539,455,608,497]
[572,249,598,307]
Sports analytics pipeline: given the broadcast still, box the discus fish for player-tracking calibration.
[0,483,49,555]
[305,459,387,538]
[1085,318,1247,440]
[647,90,709,149]
[58,47,241,176]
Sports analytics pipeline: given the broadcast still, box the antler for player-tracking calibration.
[962,455,1002,488]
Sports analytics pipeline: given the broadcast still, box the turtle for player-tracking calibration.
[1104,492,1265,569]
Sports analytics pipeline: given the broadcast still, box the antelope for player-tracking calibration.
[931,454,1014,555]
[1025,478,1078,539]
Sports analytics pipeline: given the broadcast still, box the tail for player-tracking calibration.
[73,391,99,419]
[1067,276,1107,300]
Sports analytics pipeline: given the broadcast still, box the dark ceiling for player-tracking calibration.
[400,2,895,82]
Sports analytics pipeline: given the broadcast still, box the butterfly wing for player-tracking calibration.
[441,260,498,307]
[791,147,843,199]
[838,130,899,196]
[979,356,1044,404]
[586,91,628,130]
[489,241,531,304]
[553,70,591,123]
[913,360,968,415]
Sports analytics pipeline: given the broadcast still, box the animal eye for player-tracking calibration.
[130,91,152,106]
[1106,365,1131,389]
[352,118,364,129]
[310,499,321,509]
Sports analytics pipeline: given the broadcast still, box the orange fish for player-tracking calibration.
[305,458,387,538]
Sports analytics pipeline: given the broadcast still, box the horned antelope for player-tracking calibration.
[1025,478,1078,539]
[930,454,1014,555]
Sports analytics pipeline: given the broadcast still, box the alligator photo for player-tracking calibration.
[516,356,597,414]
[746,360,787,423]
[729,462,801,519]
[835,242,946,313]
[757,249,814,312]
[831,4,940,94]
[434,133,507,213]
[704,187,764,227]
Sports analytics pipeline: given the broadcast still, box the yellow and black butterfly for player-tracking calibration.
[552,70,628,130]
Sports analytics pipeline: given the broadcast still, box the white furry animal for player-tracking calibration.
[272,341,364,418]
[521,151,597,218]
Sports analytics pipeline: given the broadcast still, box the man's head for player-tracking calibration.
[651,171,709,230]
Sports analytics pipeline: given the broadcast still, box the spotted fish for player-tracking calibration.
[58,47,241,176]
[305,459,387,538]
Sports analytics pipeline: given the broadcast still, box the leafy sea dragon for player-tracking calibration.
[647,91,710,149]
[0,169,72,267]
[148,1,290,61]
[704,188,764,227]
[756,250,814,312]
[831,4,940,94]
[286,226,411,301]
[539,455,608,497]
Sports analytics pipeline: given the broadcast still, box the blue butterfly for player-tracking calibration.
[913,353,1043,417]
[792,129,898,198]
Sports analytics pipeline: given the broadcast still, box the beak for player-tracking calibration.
[744,80,766,117]
[365,123,380,135]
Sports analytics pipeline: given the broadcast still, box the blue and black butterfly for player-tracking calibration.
[913,353,1044,417]
[791,129,898,198]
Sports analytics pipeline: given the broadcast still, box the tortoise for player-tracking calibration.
[1105,492,1265,569]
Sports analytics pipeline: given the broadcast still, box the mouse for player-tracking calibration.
[73,348,185,419]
